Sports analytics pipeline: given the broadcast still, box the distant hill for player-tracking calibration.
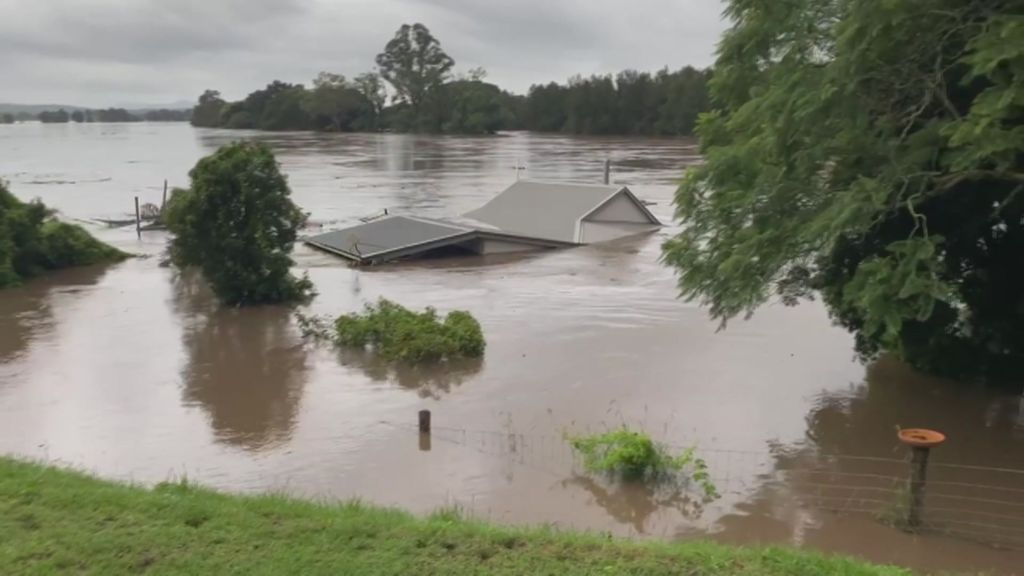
[0,103,86,114]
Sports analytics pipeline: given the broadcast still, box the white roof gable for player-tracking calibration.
[464,180,654,243]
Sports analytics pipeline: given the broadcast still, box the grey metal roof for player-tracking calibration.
[305,216,472,260]
[464,181,628,243]
[305,180,661,264]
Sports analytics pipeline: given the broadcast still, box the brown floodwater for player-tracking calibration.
[1,123,1023,574]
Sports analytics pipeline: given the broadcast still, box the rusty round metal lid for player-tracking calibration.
[898,428,946,448]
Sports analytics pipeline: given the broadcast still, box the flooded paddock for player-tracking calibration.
[1,123,1023,574]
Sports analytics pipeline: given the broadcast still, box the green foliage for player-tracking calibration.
[164,142,313,306]
[186,27,708,136]
[441,80,510,134]
[89,108,142,122]
[37,107,174,124]
[375,22,455,129]
[303,72,372,131]
[219,102,253,129]
[662,0,1024,381]
[37,109,69,123]
[876,485,913,531]
[141,108,190,122]
[218,81,313,131]
[0,181,127,288]
[523,67,710,135]
[191,89,226,127]
[0,456,909,575]
[259,84,311,131]
[354,72,387,129]
[569,427,718,499]
[333,298,485,363]
[0,113,14,124]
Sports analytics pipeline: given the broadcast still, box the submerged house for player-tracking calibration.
[304,180,661,265]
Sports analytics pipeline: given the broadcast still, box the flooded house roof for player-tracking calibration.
[464,181,658,243]
[305,180,661,264]
[304,216,476,261]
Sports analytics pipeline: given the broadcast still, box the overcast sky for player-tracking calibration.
[0,0,728,108]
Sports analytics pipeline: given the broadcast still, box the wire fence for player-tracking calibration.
[382,418,1024,551]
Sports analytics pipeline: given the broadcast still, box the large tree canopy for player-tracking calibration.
[663,0,1023,381]
[191,90,226,128]
[375,23,455,128]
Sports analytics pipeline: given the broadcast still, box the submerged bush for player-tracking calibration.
[164,142,313,306]
[333,298,485,363]
[570,427,718,499]
[0,181,127,288]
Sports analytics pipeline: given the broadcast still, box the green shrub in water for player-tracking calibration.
[0,181,127,288]
[570,427,718,499]
[164,142,313,306]
[334,298,485,363]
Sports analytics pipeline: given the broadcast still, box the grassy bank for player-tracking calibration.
[0,457,908,575]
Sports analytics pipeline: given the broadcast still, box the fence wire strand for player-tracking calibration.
[381,419,1024,551]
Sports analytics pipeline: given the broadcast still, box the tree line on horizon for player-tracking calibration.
[32,108,191,124]
[190,23,710,136]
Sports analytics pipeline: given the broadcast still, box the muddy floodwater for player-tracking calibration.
[2,123,1023,574]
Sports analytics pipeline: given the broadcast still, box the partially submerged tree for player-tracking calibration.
[38,109,69,123]
[375,23,455,130]
[663,0,1023,381]
[303,72,370,131]
[296,298,485,363]
[190,90,226,127]
[442,76,510,134]
[165,142,313,306]
[0,181,127,288]
[334,299,485,363]
[354,72,387,129]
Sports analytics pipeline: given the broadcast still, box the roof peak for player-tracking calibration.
[511,179,623,190]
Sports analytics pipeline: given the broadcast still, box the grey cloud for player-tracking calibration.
[0,0,726,107]
[1,0,307,63]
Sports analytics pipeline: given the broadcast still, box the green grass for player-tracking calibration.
[0,456,910,575]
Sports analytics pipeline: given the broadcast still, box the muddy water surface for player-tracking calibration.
[1,123,1023,574]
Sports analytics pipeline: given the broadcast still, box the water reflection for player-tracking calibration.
[701,357,1024,571]
[563,475,706,534]
[803,356,1024,464]
[0,265,109,364]
[336,348,482,399]
[173,272,309,451]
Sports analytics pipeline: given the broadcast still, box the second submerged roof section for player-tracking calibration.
[305,216,474,260]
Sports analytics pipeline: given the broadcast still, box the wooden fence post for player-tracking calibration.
[898,428,946,530]
[418,409,431,451]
